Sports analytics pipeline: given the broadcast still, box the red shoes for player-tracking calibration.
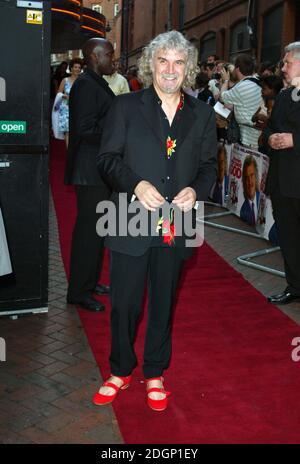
[93,375,131,406]
[93,374,170,410]
[146,377,170,411]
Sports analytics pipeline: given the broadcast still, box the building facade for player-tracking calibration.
[83,0,123,59]
[121,0,300,67]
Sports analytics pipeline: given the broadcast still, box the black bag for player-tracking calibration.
[225,77,261,144]
[226,111,240,144]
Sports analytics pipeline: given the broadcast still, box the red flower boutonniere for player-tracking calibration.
[162,221,176,246]
[166,136,177,159]
[156,209,176,246]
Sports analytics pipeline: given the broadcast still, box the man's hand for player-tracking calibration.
[252,112,268,130]
[269,133,294,150]
[134,181,165,212]
[279,133,294,149]
[172,187,197,212]
[220,68,230,83]
[292,77,300,88]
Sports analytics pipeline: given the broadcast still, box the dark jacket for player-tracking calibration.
[97,86,217,258]
[64,69,115,186]
[240,191,260,226]
[263,87,300,199]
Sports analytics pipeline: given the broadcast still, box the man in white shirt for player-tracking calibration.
[220,54,262,149]
[104,62,130,96]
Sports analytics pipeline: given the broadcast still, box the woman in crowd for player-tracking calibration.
[215,63,238,140]
[196,72,216,106]
[57,58,82,147]
[52,61,69,95]
[252,75,283,130]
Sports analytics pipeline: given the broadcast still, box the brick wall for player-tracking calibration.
[83,0,123,59]
[123,0,300,67]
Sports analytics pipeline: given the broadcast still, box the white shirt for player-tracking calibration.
[103,72,130,96]
[247,197,258,222]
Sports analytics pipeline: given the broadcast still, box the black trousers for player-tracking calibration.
[109,247,184,379]
[67,185,108,301]
[271,191,300,295]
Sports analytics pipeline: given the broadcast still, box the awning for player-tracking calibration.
[51,0,106,53]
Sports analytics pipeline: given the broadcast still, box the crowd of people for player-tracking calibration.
[191,49,300,308]
[50,33,300,412]
[51,60,142,100]
[51,59,143,146]
[186,53,286,151]
[51,49,288,153]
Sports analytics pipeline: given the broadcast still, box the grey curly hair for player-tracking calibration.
[285,42,300,61]
[138,30,199,88]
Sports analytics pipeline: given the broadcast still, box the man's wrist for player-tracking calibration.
[187,186,197,202]
[221,81,229,93]
[189,186,197,197]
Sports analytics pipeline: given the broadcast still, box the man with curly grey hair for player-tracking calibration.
[95,30,217,411]
[263,42,300,305]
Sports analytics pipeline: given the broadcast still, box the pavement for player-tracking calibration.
[0,199,299,444]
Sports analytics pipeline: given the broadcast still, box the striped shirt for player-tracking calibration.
[222,77,262,148]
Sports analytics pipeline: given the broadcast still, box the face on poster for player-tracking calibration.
[227,145,264,227]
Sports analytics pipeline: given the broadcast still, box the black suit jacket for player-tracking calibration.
[64,69,115,186]
[97,86,217,258]
[263,87,300,199]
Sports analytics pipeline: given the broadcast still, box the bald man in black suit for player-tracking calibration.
[65,38,115,311]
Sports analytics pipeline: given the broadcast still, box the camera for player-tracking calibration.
[212,73,222,80]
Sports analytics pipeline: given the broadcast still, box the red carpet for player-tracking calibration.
[50,139,300,444]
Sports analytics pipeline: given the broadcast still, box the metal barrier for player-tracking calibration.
[237,247,285,278]
[201,203,262,238]
[201,202,285,277]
